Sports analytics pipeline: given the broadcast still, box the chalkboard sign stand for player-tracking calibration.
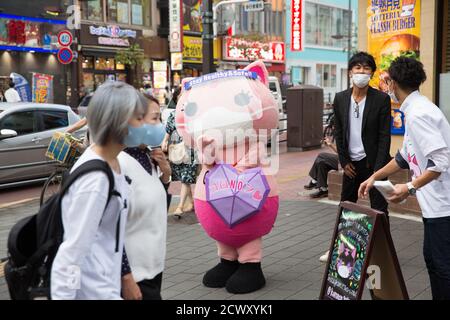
[319,201,409,300]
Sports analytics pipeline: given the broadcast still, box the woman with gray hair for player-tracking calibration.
[51,81,147,299]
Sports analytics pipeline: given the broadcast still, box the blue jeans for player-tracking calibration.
[423,216,450,300]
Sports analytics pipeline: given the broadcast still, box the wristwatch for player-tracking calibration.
[406,182,417,196]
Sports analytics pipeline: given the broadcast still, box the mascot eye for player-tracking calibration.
[234,91,252,106]
[185,102,198,117]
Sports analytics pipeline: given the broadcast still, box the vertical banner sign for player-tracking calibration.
[169,0,183,52]
[291,0,304,51]
[367,0,421,135]
[10,72,31,102]
[32,73,54,103]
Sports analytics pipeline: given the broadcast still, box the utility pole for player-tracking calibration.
[202,0,215,74]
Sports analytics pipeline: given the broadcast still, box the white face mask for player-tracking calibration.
[352,73,371,88]
[388,82,399,104]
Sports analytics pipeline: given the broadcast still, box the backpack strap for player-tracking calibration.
[60,159,115,202]
[60,159,123,253]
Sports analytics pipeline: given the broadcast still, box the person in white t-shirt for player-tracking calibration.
[359,57,450,300]
[51,81,147,300]
[5,80,21,102]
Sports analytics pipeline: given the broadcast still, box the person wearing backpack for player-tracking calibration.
[50,81,147,299]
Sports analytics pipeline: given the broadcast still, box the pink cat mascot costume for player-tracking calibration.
[175,61,279,293]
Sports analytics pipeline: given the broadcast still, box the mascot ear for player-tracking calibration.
[244,60,269,87]
[351,248,356,259]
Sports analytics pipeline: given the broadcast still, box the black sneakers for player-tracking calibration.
[310,189,328,198]
[304,180,318,190]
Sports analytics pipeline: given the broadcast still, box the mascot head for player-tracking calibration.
[175,60,278,154]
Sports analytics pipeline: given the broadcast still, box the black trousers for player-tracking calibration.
[341,158,388,215]
[309,152,339,188]
[423,217,450,300]
[137,272,163,300]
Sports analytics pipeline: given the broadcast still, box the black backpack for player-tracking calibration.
[3,159,115,300]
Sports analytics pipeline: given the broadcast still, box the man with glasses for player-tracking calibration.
[333,52,392,216]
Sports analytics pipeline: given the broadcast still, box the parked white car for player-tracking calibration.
[0,103,85,188]
[269,76,287,131]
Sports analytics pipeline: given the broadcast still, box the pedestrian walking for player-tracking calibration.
[359,57,450,300]
[50,81,146,299]
[5,79,21,102]
[162,87,199,217]
[333,52,391,215]
[119,93,171,300]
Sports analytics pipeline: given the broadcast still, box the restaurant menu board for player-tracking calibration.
[322,207,375,300]
[320,202,409,300]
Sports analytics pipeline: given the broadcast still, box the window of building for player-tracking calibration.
[131,0,151,26]
[107,0,129,24]
[291,66,307,85]
[305,2,351,48]
[95,57,115,71]
[317,64,337,88]
[82,56,94,69]
[305,3,317,45]
[81,0,103,21]
[38,110,69,131]
[318,6,331,47]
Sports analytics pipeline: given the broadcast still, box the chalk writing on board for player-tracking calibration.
[324,209,374,300]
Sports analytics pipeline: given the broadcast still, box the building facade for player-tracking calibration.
[0,0,71,105]
[78,0,168,99]
[286,0,358,101]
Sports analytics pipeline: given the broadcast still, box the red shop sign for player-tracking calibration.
[291,0,304,52]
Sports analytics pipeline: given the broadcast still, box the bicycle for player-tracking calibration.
[40,132,83,206]
[39,162,72,206]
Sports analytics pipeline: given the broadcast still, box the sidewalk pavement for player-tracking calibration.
[0,145,431,300]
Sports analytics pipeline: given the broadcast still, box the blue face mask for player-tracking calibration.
[123,123,166,148]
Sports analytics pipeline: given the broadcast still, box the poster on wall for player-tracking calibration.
[367,0,420,135]
[183,0,203,33]
[153,71,167,89]
[32,73,54,103]
[171,52,183,70]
